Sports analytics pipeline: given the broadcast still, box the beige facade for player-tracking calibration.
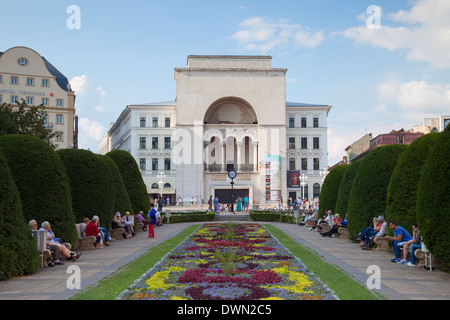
[0,46,76,149]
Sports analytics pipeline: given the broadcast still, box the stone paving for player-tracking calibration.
[0,214,449,300]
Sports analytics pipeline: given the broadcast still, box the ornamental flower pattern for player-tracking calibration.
[118,223,337,300]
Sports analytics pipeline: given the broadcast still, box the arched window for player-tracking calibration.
[164,183,171,188]
[313,183,321,199]
[300,184,309,201]
[151,183,159,189]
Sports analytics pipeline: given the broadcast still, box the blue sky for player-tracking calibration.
[1,0,449,165]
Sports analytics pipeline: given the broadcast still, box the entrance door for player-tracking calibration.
[215,189,249,204]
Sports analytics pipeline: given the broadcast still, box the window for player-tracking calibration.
[289,158,296,171]
[42,98,48,106]
[313,183,321,199]
[313,158,320,171]
[164,137,171,149]
[140,117,146,128]
[18,58,28,66]
[55,132,63,142]
[152,117,158,128]
[139,158,146,171]
[0,75,3,83]
[152,137,159,149]
[301,137,308,149]
[56,99,63,107]
[151,183,159,189]
[164,183,171,188]
[165,117,171,128]
[0,95,2,103]
[301,117,307,128]
[42,79,49,87]
[139,137,146,149]
[289,137,295,149]
[398,136,404,144]
[313,137,320,149]
[301,158,308,171]
[43,114,48,126]
[313,118,319,128]
[27,78,34,86]
[289,117,295,128]
[11,76,18,85]
[11,96,18,104]
[164,158,171,171]
[56,114,63,124]
[301,184,309,201]
[27,97,34,105]
[152,158,159,171]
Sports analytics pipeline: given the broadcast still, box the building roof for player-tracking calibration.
[42,57,71,92]
[286,101,330,107]
[129,101,176,107]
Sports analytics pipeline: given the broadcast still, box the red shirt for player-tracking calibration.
[85,222,99,237]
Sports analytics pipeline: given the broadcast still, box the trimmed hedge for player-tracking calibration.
[0,151,40,280]
[335,160,361,216]
[106,150,150,213]
[385,133,440,232]
[318,164,349,216]
[0,135,78,248]
[249,211,295,224]
[162,212,216,223]
[101,155,134,216]
[416,127,450,265]
[57,149,115,229]
[347,144,407,238]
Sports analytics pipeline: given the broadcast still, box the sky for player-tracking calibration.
[1,0,449,166]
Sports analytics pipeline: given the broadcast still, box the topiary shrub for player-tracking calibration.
[347,144,407,238]
[318,164,349,216]
[335,160,362,216]
[57,149,115,230]
[416,127,450,265]
[0,135,78,248]
[101,155,134,216]
[385,133,440,233]
[0,151,40,280]
[106,150,150,213]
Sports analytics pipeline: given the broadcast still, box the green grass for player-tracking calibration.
[264,224,386,300]
[69,224,201,300]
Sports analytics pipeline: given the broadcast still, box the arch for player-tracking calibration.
[204,97,259,125]
[203,128,224,143]
[151,183,159,189]
[164,183,172,188]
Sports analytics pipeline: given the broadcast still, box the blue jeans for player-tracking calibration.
[360,227,378,246]
[410,243,421,264]
[392,240,405,259]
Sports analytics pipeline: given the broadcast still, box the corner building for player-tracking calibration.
[100,56,331,207]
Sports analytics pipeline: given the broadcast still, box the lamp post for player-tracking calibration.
[157,171,166,198]
[320,166,329,182]
[300,173,308,201]
[228,170,237,214]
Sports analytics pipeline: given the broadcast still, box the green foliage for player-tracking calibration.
[416,127,450,265]
[318,164,349,216]
[347,144,407,238]
[106,150,150,213]
[0,100,56,149]
[0,135,77,248]
[163,212,216,223]
[101,155,134,215]
[57,149,115,229]
[385,133,440,232]
[335,160,361,216]
[249,211,295,224]
[0,151,40,280]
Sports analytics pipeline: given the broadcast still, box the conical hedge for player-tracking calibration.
[318,164,349,216]
[101,155,134,215]
[106,150,150,213]
[385,133,440,231]
[0,151,40,280]
[0,135,78,248]
[335,160,361,216]
[347,144,407,237]
[57,149,115,229]
[416,127,450,265]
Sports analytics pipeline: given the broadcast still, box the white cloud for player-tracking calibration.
[78,117,107,151]
[230,17,324,53]
[93,105,105,112]
[97,86,106,100]
[340,0,450,68]
[69,75,88,94]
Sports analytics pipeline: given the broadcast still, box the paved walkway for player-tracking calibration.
[1,217,449,300]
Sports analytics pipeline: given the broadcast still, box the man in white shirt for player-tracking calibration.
[359,216,386,250]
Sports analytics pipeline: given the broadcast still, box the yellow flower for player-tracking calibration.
[260,297,284,300]
[172,296,187,300]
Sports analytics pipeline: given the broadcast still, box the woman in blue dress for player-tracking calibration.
[236,197,242,212]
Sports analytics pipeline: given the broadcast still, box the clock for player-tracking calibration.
[228,170,237,179]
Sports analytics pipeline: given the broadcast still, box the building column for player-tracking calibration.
[252,141,258,172]
[222,141,226,172]
[236,141,244,171]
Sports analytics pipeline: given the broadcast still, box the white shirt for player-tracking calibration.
[376,221,387,236]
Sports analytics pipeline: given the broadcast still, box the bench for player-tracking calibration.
[32,230,72,267]
[75,223,97,250]
[373,237,392,252]
[337,228,349,239]
[110,226,124,240]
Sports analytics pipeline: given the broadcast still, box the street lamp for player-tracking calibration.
[320,166,329,182]
[157,171,166,198]
[300,173,308,201]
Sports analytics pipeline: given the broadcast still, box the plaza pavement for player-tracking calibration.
[0,210,449,300]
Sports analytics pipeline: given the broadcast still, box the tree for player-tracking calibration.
[57,149,115,229]
[335,160,362,216]
[0,134,78,249]
[347,144,407,238]
[0,100,56,148]
[0,151,40,280]
[416,127,450,265]
[385,133,440,231]
[318,164,349,216]
[106,150,150,213]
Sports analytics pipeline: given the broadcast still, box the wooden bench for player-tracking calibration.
[75,223,97,250]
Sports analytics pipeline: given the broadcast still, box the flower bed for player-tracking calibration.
[118,223,337,300]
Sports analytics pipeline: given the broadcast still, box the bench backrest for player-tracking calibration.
[32,230,47,252]
[75,223,86,238]
[122,215,135,225]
